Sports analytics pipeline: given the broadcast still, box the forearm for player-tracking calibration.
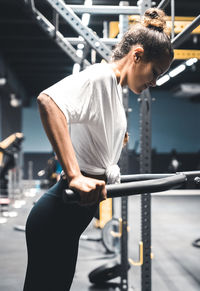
[37,93,81,182]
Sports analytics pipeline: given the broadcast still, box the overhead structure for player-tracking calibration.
[24,0,90,67]
[68,4,140,15]
[24,0,143,65]
[172,14,200,48]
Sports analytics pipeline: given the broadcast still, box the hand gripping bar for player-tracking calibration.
[62,173,187,203]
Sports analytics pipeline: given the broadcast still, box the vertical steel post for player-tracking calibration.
[139,2,152,291]
[119,2,129,290]
[139,89,152,291]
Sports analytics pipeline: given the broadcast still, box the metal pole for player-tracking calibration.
[65,37,119,46]
[68,5,140,15]
[157,0,170,9]
[171,0,175,39]
[172,15,200,48]
[139,2,152,291]
[118,2,130,290]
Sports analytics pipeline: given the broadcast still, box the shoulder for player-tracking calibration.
[86,63,115,88]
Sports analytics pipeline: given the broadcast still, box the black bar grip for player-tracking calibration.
[62,173,187,203]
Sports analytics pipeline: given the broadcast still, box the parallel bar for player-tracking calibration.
[121,173,173,182]
[68,5,140,15]
[153,189,200,196]
[62,174,187,203]
[172,15,200,48]
[121,170,200,182]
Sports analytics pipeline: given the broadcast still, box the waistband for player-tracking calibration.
[46,178,69,198]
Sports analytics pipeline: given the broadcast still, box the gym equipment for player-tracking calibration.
[101,218,121,254]
[88,259,130,284]
[62,170,200,286]
[80,217,121,254]
[0,133,24,223]
[63,171,200,202]
[0,133,24,196]
[62,172,190,203]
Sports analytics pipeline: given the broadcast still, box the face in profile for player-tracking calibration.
[126,49,172,94]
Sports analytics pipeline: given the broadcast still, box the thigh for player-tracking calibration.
[24,183,98,291]
[24,194,79,290]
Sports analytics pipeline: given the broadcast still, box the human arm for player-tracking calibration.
[37,93,107,205]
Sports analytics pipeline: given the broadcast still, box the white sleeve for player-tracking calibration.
[41,72,94,124]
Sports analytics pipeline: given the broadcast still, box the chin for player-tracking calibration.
[132,88,143,95]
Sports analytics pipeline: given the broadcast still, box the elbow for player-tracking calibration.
[37,93,51,114]
[37,93,48,107]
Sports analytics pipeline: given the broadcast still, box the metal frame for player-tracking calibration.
[68,5,140,15]
[45,0,112,61]
[117,3,130,290]
[157,0,170,9]
[172,15,200,48]
[64,37,118,46]
[25,2,90,66]
[139,89,152,291]
[139,2,152,290]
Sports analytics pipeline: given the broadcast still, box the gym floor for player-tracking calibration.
[0,184,200,291]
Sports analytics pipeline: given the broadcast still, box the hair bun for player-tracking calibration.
[143,8,167,33]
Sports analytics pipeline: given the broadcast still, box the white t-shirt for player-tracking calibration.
[42,63,127,183]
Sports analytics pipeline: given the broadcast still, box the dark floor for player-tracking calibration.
[0,183,200,291]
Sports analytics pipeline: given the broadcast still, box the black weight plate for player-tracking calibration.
[88,260,121,284]
[88,260,130,284]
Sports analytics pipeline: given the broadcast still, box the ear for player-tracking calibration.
[132,46,144,63]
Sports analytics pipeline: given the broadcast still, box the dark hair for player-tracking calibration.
[112,8,174,62]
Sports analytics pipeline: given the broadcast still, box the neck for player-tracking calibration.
[110,58,129,87]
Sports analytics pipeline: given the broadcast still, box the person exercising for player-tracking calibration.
[23,8,174,291]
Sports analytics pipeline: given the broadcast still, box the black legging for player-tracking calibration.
[23,178,98,291]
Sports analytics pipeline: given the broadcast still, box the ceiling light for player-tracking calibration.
[0,78,7,86]
[156,74,170,86]
[169,64,186,78]
[185,58,198,66]
[10,93,21,107]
